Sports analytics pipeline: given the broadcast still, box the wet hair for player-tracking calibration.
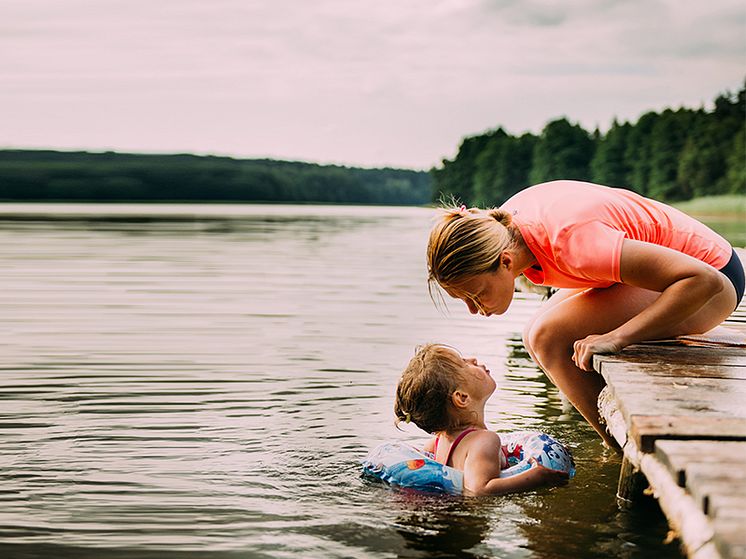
[394,344,471,434]
[426,204,515,300]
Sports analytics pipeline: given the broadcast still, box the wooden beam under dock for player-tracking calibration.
[593,248,746,559]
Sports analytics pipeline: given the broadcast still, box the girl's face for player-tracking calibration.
[459,355,497,400]
[442,347,496,401]
[446,266,515,317]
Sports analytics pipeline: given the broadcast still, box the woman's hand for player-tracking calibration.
[529,458,570,486]
[572,333,623,372]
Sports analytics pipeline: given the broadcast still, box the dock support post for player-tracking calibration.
[616,455,646,507]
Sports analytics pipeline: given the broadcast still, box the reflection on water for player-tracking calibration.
[0,204,691,558]
[394,496,496,558]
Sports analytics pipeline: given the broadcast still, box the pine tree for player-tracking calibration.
[624,111,659,195]
[431,133,494,203]
[647,109,700,200]
[473,131,537,206]
[590,119,632,188]
[724,126,746,195]
[529,118,595,185]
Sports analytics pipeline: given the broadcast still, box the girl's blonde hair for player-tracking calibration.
[394,344,471,434]
[426,204,514,298]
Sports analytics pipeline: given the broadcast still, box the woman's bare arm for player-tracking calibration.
[573,239,732,370]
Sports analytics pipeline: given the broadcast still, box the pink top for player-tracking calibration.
[501,181,732,289]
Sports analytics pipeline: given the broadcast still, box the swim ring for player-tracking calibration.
[361,431,575,494]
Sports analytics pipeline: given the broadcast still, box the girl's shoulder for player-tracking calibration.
[459,429,502,454]
[441,429,501,470]
[466,429,501,445]
[457,430,504,467]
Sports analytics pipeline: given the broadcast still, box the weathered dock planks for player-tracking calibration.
[593,248,746,559]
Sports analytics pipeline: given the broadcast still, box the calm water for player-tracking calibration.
[1,203,729,559]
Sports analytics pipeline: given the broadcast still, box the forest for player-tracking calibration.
[0,82,742,206]
[432,81,745,206]
[0,150,432,205]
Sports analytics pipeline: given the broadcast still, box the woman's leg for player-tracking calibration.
[522,288,586,384]
[523,279,735,449]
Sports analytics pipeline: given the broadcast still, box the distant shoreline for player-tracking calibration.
[0,149,432,206]
[0,194,742,214]
[672,195,746,219]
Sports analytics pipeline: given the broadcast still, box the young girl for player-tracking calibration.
[394,343,570,496]
[426,180,744,449]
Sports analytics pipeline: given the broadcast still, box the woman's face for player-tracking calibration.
[446,267,515,317]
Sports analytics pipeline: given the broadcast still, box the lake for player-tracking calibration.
[1,202,740,559]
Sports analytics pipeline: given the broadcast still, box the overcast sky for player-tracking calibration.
[2,0,744,169]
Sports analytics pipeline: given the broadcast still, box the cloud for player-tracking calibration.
[0,0,743,168]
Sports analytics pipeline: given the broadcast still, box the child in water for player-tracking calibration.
[394,343,570,496]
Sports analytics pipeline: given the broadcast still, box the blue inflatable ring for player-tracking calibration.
[362,431,575,494]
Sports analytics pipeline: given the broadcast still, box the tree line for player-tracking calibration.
[433,81,745,205]
[0,150,432,205]
[2,81,742,206]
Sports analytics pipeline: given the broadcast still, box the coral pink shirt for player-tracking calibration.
[501,181,732,289]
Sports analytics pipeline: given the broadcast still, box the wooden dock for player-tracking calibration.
[593,248,746,559]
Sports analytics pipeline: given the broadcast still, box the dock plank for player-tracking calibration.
[689,482,746,516]
[631,416,746,453]
[604,372,746,395]
[654,440,746,486]
[601,361,746,380]
[598,345,746,366]
[707,494,746,520]
[713,519,746,559]
[597,364,746,452]
[686,475,746,515]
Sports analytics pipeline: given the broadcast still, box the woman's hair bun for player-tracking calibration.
[487,208,512,228]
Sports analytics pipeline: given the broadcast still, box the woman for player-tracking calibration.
[426,180,744,449]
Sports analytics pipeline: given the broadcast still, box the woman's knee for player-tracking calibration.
[521,320,536,359]
[525,316,572,369]
[522,289,590,375]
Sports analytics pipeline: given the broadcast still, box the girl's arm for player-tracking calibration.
[462,432,569,496]
[573,239,730,371]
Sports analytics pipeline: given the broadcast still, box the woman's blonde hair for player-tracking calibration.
[394,344,471,434]
[426,204,514,298]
